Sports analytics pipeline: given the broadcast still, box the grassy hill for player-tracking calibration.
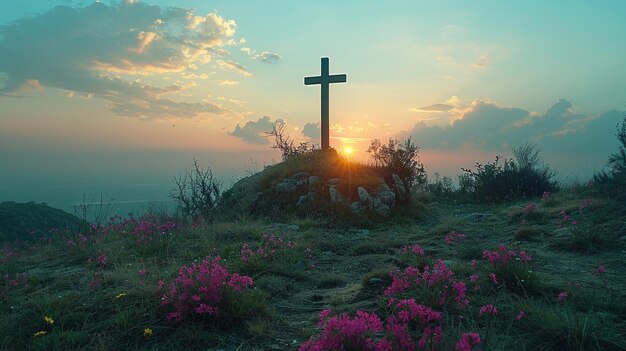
[0,201,79,243]
[1,185,624,350]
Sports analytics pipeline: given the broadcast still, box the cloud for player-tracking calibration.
[403,98,624,156]
[229,116,283,144]
[302,122,320,139]
[219,80,239,86]
[240,47,281,64]
[217,59,253,76]
[255,51,281,64]
[409,103,454,112]
[0,1,252,119]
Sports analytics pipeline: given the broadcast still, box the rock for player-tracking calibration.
[357,187,371,204]
[357,229,370,236]
[276,179,297,193]
[296,192,315,207]
[392,174,408,201]
[329,187,347,203]
[376,182,396,207]
[308,176,319,186]
[368,277,384,284]
[351,201,365,212]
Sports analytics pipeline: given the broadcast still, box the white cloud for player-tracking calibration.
[0,1,254,119]
[402,98,624,157]
[219,80,239,86]
[229,116,283,144]
[302,122,320,139]
[240,47,281,64]
[217,60,253,76]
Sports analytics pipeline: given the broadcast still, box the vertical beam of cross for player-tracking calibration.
[304,57,347,149]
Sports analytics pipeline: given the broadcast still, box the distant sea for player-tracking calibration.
[52,198,178,220]
[0,176,181,221]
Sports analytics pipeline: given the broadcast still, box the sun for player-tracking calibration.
[342,146,354,157]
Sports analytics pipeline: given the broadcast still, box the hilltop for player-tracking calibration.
[1,184,625,350]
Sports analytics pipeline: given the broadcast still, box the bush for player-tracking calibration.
[460,143,557,202]
[594,114,626,196]
[170,159,222,222]
[159,256,265,325]
[267,120,319,161]
[300,302,445,351]
[425,173,456,200]
[367,138,427,190]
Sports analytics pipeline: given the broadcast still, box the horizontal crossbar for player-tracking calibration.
[304,74,347,85]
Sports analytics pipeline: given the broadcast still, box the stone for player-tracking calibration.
[357,187,371,204]
[296,192,316,207]
[357,229,370,236]
[392,174,408,201]
[351,201,365,212]
[308,176,319,186]
[368,277,384,284]
[376,182,396,207]
[276,179,297,193]
[329,186,347,203]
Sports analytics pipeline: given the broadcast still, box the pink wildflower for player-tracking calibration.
[558,291,568,301]
[96,254,108,268]
[402,244,425,256]
[445,232,466,245]
[319,308,332,327]
[515,311,525,320]
[456,332,481,351]
[593,264,606,276]
[489,272,498,284]
[479,304,498,316]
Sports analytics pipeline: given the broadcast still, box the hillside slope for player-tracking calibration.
[1,187,625,350]
[0,201,79,242]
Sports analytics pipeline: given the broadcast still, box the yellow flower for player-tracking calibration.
[143,328,153,337]
[115,293,128,299]
[44,316,54,325]
[34,331,47,337]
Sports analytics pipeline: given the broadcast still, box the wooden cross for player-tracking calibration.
[304,57,347,149]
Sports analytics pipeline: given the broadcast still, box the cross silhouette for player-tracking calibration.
[304,57,347,149]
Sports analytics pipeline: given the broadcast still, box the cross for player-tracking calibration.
[304,57,347,150]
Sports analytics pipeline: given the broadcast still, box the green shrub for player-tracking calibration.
[594,114,626,198]
[366,137,427,190]
[460,143,557,202]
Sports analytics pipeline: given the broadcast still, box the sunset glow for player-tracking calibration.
[0,0,624,211]
[342,147,354,157]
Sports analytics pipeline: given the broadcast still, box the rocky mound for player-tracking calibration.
[221,149,409,218]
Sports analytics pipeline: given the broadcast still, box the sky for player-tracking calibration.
[1,0,625,213]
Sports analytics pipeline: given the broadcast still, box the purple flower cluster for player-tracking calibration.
[160,256,253,323]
